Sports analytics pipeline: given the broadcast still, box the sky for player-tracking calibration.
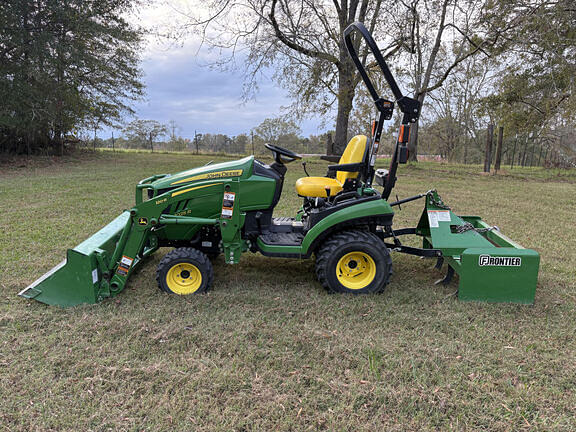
[102,2,326,140]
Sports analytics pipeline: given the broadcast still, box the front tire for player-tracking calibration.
[315,230,392,294]
[156,247,213,295]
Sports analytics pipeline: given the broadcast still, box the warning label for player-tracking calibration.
[116,255,134,276]
[222,192,235,219]
[92,268,99,284]
[428,210,451,228]
[436,211,451,222]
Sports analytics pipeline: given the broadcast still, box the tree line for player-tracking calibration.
[75,112,574,168]
[0,0,143,155]
[2,0,574,167]
[85,117,335,156]
[175,0,575,163]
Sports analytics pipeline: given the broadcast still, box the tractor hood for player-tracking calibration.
[151,156,254,190]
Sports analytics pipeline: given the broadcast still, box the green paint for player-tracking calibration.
[255,238,301,255]
[19,212,130,307]
[20,162,540,307]
[301,199,394,253]
[416,191,540,304]
[150,156,254,190]
[458,248,539,304]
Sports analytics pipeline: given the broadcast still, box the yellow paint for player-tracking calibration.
[295,177,343,197]
[294,135,367,198]
[170,169,243,185]
[166,262,202,294]
[171,183,218,197]
[336,135,367,184]
[175,209,192,216]
[336,251,376,290]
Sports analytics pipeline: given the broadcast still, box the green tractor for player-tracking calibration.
[20,23,540,307]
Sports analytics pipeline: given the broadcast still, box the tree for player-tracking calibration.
[484,0,576,136]
[176,0,408,154]
[396,0,544,161]
[0,0,144,155]
[177,0,544,159]
[233,134,249,154]
[168,120,179,141]
[123,120,168,151]
[251,117,301,147]
[422,55,492,162]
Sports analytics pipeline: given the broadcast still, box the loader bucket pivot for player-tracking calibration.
[19,212,131,307]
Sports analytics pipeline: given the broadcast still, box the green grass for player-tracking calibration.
[1,152,575,431]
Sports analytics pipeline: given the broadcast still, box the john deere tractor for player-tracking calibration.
[20,23,540,307]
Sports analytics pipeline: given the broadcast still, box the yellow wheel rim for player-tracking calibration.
[336,251,376,290]
[166,262,202,295]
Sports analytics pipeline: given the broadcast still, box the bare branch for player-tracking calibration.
[268,0,340,65]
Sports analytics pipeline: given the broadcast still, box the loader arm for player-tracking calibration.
[20,179,231,306]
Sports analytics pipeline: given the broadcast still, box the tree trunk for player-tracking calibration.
[333,67,355,155]
[407,93,426,162]
[521,138,528,167]
[325,132,333,155]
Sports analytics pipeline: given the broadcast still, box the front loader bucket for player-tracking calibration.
[19,212,130,307]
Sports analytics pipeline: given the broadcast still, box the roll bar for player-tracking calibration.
[344,22,421,200]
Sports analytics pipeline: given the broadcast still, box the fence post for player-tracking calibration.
[494,126,504,172]
[326,132,333,155]
[484,124,494,173]
[510,134,517,168]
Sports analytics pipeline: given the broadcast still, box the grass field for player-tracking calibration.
[1,151,575,431]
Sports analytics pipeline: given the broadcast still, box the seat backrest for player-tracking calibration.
[337,135,368,184]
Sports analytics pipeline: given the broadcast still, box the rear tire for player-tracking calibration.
[315,230,392,294]
[156,247,213,295]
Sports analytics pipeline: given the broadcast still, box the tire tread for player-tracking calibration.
[156,247,213,294]
[315,230,392,294]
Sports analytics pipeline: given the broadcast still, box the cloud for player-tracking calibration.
[100,2,328,139]
[117,50,327,138]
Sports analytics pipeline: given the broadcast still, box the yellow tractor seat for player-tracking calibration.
[295,176,344,197]
[295,135,368,198]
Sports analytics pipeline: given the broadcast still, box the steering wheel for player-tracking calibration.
[264,143,302,165]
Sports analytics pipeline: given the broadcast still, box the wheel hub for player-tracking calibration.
[166,263,202,295]
[336,251,376,290]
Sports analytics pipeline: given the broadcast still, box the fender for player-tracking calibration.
[301,198,394,255]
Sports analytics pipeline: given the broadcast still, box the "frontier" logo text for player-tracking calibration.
[478,255,522,267]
